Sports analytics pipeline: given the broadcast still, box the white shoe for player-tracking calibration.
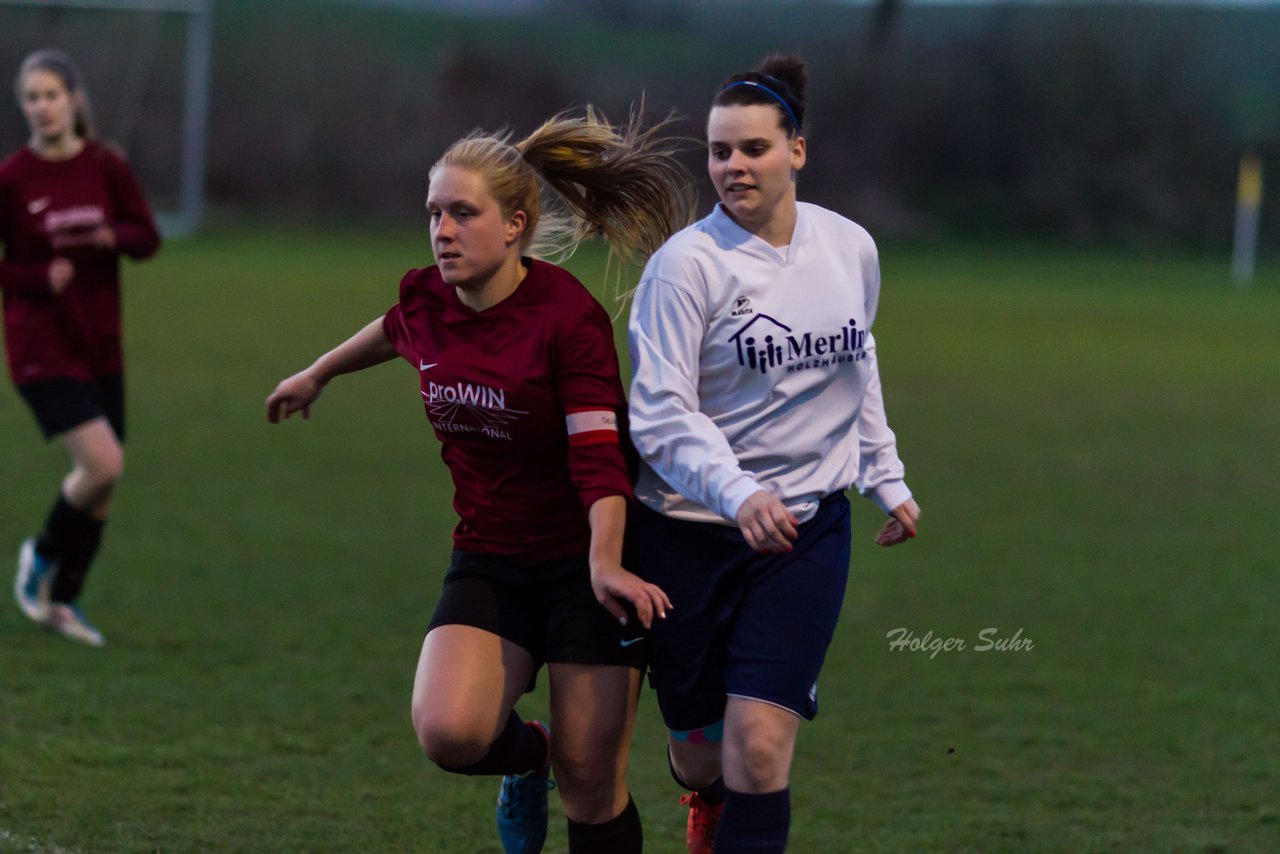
[14,538,53,623]
[46,602,105,648]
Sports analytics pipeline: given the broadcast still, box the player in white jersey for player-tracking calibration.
[626,53,922,854]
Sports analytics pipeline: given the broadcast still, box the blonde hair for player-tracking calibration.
[430,106,694,298]
[15,49,97,140]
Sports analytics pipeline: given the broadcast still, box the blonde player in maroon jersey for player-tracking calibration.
[267,112,693,853]
[4,50,161,648]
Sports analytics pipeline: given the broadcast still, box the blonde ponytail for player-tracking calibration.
[432,106,694,301]
[516,106,694,267]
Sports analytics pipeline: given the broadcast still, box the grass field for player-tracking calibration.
[1,230,1277,853]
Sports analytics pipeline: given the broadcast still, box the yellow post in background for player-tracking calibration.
[1232,152,1263,286]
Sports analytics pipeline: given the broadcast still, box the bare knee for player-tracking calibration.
[98,446,125,488]
[78,448,124,501]
[670,737,723,790]
[555,751,622,822]
[725,723,791,791]
[412,708,490,769]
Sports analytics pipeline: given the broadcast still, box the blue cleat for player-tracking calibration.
[14,538,53,623]
[496,720,554,854]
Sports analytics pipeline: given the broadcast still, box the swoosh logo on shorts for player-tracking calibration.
[620,637,644,647]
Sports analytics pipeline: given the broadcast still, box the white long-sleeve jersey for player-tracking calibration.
[628,202,912,526]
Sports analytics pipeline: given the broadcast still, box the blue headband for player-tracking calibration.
[721,80,801,131]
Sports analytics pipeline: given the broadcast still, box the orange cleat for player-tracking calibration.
[680,792,723,854]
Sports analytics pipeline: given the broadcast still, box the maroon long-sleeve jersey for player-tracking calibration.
[0,141,160,385]
[384,260,635,562]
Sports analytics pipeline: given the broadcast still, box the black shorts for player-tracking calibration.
[16,374,125,441]
[427,550,646,691]
[627,493,852,732]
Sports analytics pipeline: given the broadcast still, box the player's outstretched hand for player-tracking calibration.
[736,490,799,554]
[266,369,323,423]
[875,498,921,547]
[47,258,74,295]
[90,225,117,250]
[591,561,672,630]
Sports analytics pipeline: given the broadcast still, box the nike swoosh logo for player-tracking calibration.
[419,360,438,371]
[620,637,644,647]
[28,197,51,214]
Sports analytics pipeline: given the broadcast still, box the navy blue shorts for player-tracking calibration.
[16,374,125,441]
[428,550,645,694]
[627,493,852,731]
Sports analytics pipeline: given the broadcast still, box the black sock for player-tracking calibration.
[668,746,726,805]
[567,796,641,854]
[436,712,546,777]
[49,515,104,603]
[36,494,105,603]
[715,788,790,853]
[35,493,85,562]
[697,776,726,805]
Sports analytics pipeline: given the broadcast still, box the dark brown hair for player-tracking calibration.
[713,53,808,136]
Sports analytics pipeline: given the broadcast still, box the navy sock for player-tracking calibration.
[567,796,641,854]
[436,712,546,777]
[715,788,790,853]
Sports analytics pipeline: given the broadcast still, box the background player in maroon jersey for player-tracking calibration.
[3,50,161,648]
[266,112,693,853]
